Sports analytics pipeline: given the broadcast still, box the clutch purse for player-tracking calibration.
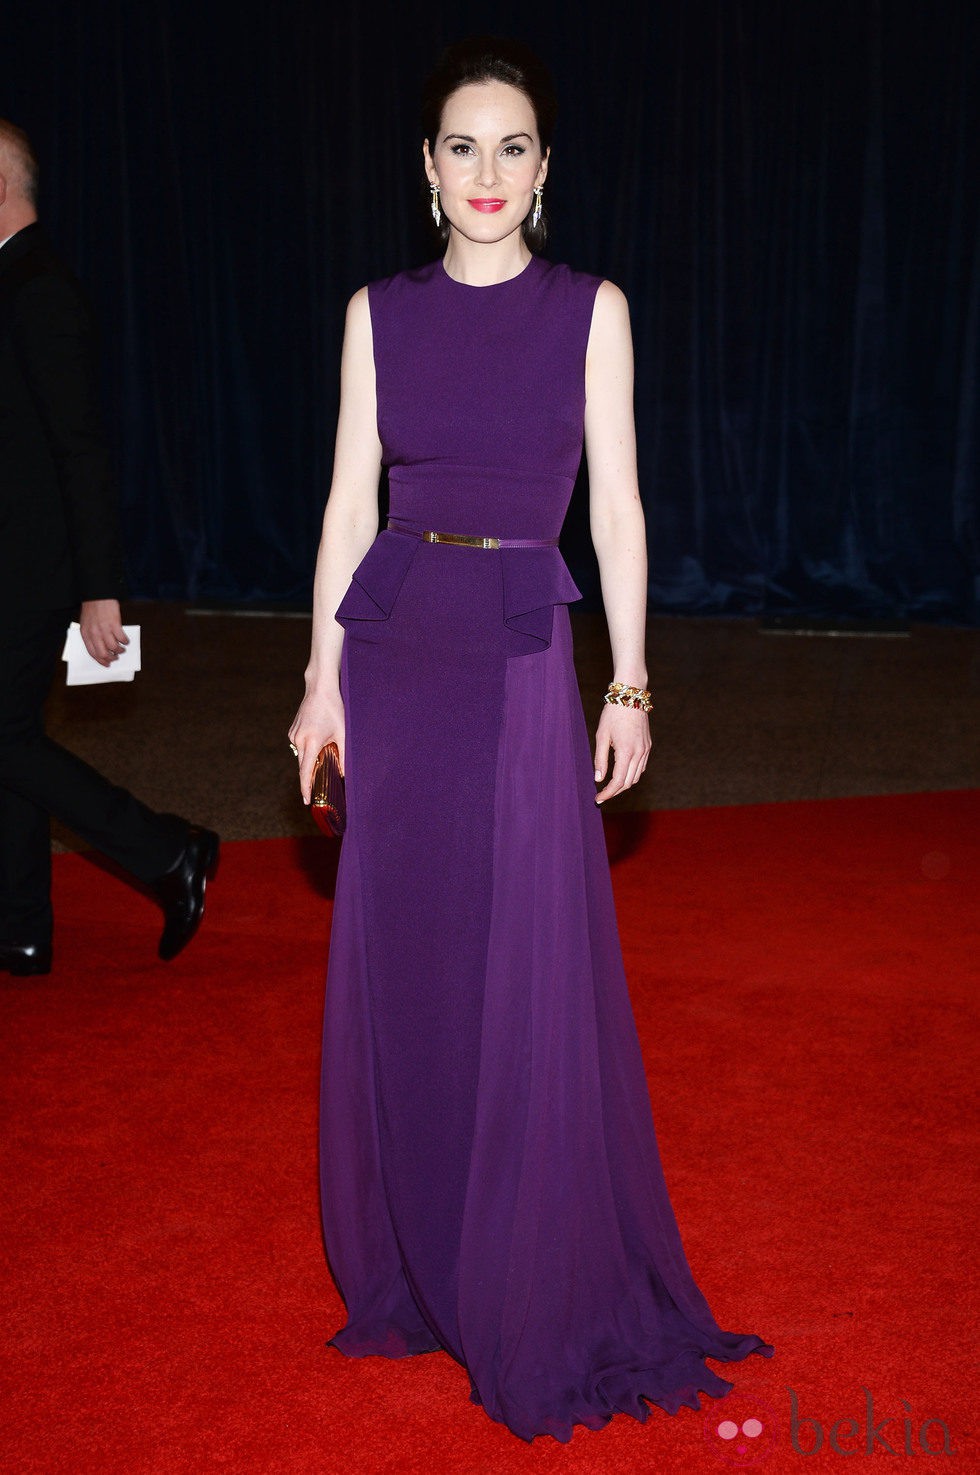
[310,742,346,837]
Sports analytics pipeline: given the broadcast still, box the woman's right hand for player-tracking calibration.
[288,689,346,806]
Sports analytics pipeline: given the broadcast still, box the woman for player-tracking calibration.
[289,36,772,1445]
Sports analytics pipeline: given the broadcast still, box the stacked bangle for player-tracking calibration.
[603,682,653,713]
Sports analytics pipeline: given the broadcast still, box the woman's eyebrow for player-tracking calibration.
[442,132,534,144]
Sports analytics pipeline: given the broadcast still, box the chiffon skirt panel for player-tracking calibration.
[319,537,773,1443]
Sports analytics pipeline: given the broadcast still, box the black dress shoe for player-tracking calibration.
[0,939,52,976]
[152,826,220,961]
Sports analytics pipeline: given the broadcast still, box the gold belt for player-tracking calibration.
[386,518,558,551]
[423,530,500,549]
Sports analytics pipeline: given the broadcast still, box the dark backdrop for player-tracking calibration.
[7,0,979,620]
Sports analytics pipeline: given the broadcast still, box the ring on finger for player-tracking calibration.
[289,742,299,757]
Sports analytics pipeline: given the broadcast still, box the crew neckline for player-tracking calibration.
[438,254,539,289]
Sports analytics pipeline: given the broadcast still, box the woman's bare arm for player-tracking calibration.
[583,280,652,803]
[288,287,383,802]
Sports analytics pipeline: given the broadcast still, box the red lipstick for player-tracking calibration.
[468,198,506,213]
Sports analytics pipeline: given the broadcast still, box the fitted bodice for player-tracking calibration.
[336,255,604,654]
[368,255,603,540]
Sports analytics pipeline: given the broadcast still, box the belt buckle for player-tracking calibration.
[424,530,500,550]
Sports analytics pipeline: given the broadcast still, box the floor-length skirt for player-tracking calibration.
[319,531,773,1443]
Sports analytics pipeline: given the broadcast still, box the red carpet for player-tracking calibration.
[1,792,976,1472]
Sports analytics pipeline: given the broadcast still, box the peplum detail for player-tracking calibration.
[500,544,582,653]
[334,529,419,626]
[335,528,582,655]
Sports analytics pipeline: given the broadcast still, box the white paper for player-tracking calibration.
[61,622,142,686]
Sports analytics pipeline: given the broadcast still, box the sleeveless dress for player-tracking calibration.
[319,254,773,1443]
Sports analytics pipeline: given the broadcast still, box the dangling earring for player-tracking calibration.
[430,184,441,227]
[531,185,543,229]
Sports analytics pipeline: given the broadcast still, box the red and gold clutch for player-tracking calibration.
[310,742,346,837]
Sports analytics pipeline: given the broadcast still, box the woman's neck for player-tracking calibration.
[440,231,532,286]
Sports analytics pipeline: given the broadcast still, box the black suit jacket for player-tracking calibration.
[0,222,125,613]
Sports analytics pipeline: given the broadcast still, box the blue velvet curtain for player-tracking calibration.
[7,0,978,620]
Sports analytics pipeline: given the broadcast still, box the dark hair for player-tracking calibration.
[420,36,557,251]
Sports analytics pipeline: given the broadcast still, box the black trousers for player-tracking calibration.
[0,608,185,943]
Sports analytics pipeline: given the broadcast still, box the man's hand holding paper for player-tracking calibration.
[62,617,141,686]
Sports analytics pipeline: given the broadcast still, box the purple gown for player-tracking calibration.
[319,254,773,1443]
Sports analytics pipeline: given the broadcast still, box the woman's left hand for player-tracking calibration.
[593,703,651,804]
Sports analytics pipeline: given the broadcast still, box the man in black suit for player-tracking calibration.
[0,118,218,977]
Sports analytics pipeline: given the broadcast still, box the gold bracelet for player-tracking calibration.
[603,681,653,713]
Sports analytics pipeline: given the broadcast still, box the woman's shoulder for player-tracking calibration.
[534,260,630,339]
[537,256,604,286]
[362,259,443,299]
[536,256,625,307]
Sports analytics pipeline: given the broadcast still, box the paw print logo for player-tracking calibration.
[703,1393,778,1465]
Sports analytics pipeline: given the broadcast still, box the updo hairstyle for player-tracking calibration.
[420,35,557,251]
